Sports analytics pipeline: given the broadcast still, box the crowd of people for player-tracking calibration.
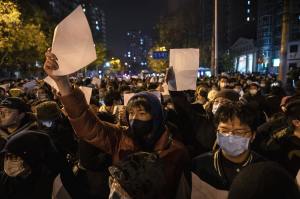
[0,51,299,199]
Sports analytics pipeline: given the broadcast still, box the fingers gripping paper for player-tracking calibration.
[79,86,93,104]
[51,5,96,76]
[168,49,199,91]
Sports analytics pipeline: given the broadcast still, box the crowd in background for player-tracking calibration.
[0,69,300,199]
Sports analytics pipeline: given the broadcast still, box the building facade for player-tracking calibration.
[257,0,300,73]
[231,38,257,73]
[287,41,300,69]
[198,0,258,66]
[123,31,153,73]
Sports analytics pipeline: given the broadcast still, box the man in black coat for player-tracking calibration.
[192,102,265,190]
[0,97,38,151]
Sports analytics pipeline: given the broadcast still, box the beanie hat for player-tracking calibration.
[285,99,300,120]
[0,97,30,113]
[215,89,240,102]
[1,130,60,171]
[109,152,166,199]
[229,162,300,199]
[36,101,61,121]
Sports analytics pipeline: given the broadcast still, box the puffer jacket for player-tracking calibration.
[59,88,190,199]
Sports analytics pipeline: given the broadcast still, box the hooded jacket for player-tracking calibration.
[0,112,38,151]
[59,88,190,199]
[0,131,85,199]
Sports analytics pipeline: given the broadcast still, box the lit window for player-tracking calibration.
[247,9,250,13]
[96,26,100,30]
[247,1,251,5]
[247,17,250,21]
[83,8,86,12]
[96,21,98,25]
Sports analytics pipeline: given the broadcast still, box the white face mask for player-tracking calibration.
[212,103,220,115]
[41,121,53,128]
[249,89,258,95]
[4,158,26,177]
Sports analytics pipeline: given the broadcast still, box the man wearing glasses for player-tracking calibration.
[192,102,266,191]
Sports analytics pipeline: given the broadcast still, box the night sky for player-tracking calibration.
[100,0,167,57]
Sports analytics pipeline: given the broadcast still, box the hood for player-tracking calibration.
[126,91,165,149]
[1,130,59,171]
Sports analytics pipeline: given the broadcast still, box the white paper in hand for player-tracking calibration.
[44,76,59,91]
[79,86,93,104]
[191,172,228,199]
[168,49,199,91]
[51,5,96,76]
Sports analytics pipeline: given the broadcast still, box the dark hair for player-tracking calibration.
[126,96,152,114]
[109,152,166,199]
[215,102,257,132]
[104,91,115,106]
[285,100,300,121]
[229,162,300,199]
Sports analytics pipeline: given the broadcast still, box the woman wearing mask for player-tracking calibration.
[43,50,190,199]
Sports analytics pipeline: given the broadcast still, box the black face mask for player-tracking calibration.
[129,119,153,149]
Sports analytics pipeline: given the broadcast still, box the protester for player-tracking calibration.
[0,130,85,199]
[228,162,300,199]
[43,50,190,199]
[258,99,300,177]
[0,97,37,150]
[35,101,78,162]
[192,102,265,190]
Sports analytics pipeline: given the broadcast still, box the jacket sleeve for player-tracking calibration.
[59,87,124,155]
[169,91,196,139]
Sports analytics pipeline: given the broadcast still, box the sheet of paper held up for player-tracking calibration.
[51,5,96,76]
[79,86,93,104]
[191,172,228,199]
[168,48,199,91]
[44,76,59,91]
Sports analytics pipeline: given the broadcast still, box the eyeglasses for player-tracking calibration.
[217,129,252,137]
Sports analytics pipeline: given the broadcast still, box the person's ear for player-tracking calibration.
[292,120,300,128]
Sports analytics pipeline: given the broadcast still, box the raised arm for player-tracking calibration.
[43,49,124,154]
